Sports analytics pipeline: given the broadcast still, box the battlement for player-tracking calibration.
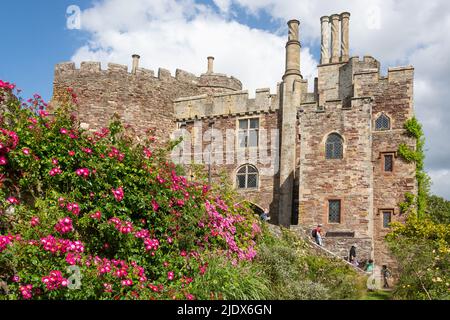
[54,61,206,84]
[174,88,278,120]
[54,55,243,96]
[300,96,373,115]
[354,64,414,98]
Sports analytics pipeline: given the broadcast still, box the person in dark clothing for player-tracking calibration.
[349,245,357,264]
[381,265,392,288]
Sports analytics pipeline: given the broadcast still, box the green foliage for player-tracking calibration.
[426,195,450,225]
[362,290,392,300]
[0,87,260,300]
[189,255,271,300]
[398,143,421,164]
[397,117,430,218]
[254,228,366,300]
[387,215,450,300]
[256,243,330,300]
[390,118,449,300]
[399,192,416,214]
[404,117,424,140]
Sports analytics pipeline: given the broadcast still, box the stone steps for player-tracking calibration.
[291,225,369,274]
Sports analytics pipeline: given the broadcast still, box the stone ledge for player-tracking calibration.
[388,66,414,72]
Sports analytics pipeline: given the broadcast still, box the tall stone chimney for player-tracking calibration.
[278,19,303,227]
[284,19,302,78]
[340,12,351,61]
[330,14,340,63]
[320,12,351,64]
[207,56,214,74]
[320,16,330,64]
[131,54,140,74]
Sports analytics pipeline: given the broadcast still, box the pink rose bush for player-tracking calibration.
[0,82,261,300]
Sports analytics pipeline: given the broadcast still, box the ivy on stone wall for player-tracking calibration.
[398,117,430,218]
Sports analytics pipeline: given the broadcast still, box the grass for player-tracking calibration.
[362,290,392,300]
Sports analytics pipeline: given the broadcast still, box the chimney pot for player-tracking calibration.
[284,19,302,79]
[320,16,330,64]
[330,14,341,63]
[340,12,351,61]
[207,56,214,74]
[132,54,140,74]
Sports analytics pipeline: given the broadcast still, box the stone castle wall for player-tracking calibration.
[296,56,417,266]
[354,65,417,268]
[177,110,281,216]
[298,97,374,261]
[174,88,279,121]
[51,62,205,144]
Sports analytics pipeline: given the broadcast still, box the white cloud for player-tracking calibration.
[72,0,450,199]
[212,0,232,13]
[429,170,450,200]
[72,0,317,96]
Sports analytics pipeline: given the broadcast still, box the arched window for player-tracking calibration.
[236,165,259,189]
[325,133,344,159]
[375,113,391,131]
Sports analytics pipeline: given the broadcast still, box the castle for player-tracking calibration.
[52,13,417,267]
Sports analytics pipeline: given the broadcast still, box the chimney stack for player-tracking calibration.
[320,12,351,64]
[330,14,340,63]
[207,56,214,74]
[320,16,330,64]
[284,19,302,79]
[340,12,351,61]
[132,54,140,74]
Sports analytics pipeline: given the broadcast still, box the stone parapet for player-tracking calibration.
[174,89,278,120]
[198,73,243,94]
[55,61,207,84]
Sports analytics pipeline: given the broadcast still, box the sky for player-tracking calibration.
[0,0,449,200]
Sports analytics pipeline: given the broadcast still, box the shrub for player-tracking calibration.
[387,215,450,300]
[0,84,261,300]
[255,227,365,300]
[189,254,270,300]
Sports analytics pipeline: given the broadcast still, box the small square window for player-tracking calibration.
[383,210,392,228]
[329,200,341,223]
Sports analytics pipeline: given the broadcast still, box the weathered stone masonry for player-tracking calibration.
[51,12,417,270]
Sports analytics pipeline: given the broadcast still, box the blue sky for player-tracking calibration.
[0,0,281,101]
[0,1,90,101]
[0,0,449,199]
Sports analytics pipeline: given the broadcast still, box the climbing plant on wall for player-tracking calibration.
[397,117,430,218]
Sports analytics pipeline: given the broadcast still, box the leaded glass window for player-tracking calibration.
[383,210,392,228]
[238,118,259,148]
[236,165,259,189]
[384,154,393,172]
[325,133,343,159]
[329,200,341,223]
[375,114,391,131]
